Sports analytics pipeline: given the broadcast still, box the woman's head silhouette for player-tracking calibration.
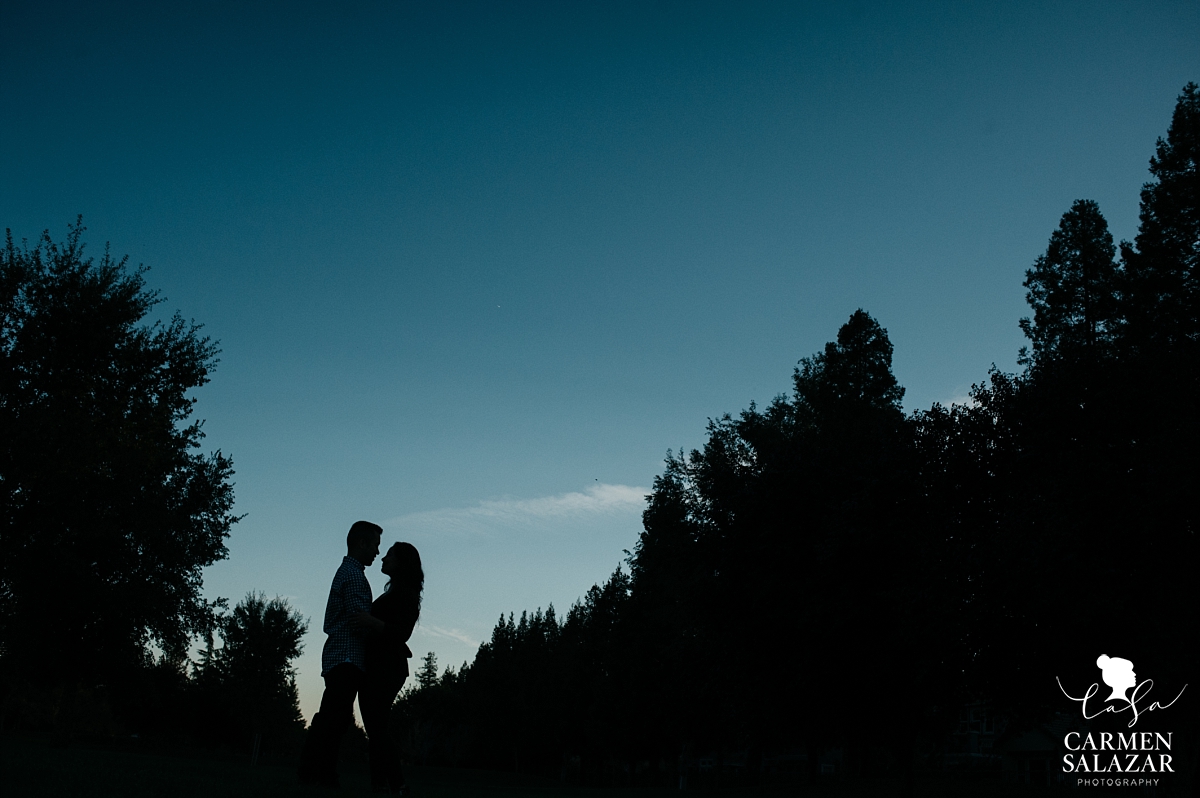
[1096,654,1137,703]
[381,541,424,618]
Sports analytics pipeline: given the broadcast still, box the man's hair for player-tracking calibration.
[347,520,383,548]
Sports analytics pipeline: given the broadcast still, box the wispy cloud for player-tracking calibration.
[414,623,480,648]
[385,483,649,538]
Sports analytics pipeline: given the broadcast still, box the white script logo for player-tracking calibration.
[1057,654,1186,729]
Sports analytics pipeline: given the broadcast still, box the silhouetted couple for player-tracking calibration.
[298,521,423,794]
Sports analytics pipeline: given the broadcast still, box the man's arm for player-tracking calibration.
[323,572,345,635]
[344,571,373,636]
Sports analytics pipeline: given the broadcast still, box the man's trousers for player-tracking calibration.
[298,662,364,787]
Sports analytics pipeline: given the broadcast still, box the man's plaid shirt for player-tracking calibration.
[320,555,373,675]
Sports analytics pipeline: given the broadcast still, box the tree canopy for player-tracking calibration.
[1121,82,1200,349]
[192,593,308,754]
[0,219,238,683]
[1019,198,1119,367]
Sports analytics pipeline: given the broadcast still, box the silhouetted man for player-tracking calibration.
[298,520,382,788]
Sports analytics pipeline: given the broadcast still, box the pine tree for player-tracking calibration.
[416,651,439,690]
[1019,199,1119,367]
[794,308,905,420]
[1121,83,1200,348]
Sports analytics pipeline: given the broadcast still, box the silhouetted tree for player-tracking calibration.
[0,219,237,689]
[415,652,439,690]
[794,307,906,417]
[1019,199,1120,367]
[628,310,936,783]
[1121,82,1200,349]
[928,86,1200,729]
[194,592,306,735]
[395,649,475,767]
[1100,83,1199,694]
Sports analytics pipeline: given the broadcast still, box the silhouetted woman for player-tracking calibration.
[357,541,422,795]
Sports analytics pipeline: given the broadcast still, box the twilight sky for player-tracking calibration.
[3,1,1198,721]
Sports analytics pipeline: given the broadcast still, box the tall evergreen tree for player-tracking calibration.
[965,87,1200,714]
[1019,199,1120,367]
[629,310,927,777]
[1121,83,1200,349]
[794,308,905,420]
[1112,84,1200,697]
[415,652,439,690]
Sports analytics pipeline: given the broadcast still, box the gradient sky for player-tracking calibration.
[3,1,1198,721]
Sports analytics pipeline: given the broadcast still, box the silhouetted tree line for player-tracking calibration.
[391,84,1200,788]
[1,588,307,761]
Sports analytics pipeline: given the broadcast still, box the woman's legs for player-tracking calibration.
[360,674,406,792]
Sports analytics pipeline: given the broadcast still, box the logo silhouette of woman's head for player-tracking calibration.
[1097,654,1137,703]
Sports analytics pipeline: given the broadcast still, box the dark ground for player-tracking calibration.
[0,732,1068,797]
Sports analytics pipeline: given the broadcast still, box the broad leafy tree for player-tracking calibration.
[0,220,237,684]
[192,593,307,753]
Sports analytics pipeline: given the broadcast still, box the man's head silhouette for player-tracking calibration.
[347,520,382,566]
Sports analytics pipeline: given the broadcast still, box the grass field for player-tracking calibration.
[1,732,1065,797]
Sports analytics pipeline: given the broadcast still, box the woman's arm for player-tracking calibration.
[350,612,385,634]
[371,594,418,641]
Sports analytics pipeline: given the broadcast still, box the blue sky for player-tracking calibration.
[3,1,1197,720]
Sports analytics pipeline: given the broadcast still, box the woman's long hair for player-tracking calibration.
[383,542,423,620]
